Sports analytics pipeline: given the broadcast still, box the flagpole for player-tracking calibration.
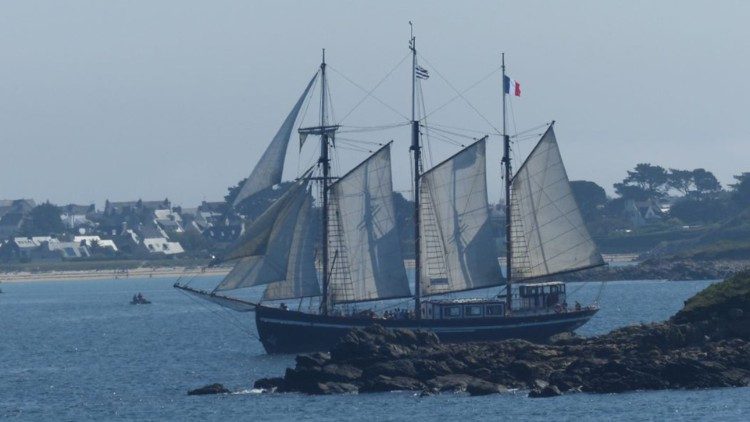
[410,22,422,319]
[502,53,513,314]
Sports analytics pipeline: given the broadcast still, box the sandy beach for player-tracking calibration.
[0,266,231,283]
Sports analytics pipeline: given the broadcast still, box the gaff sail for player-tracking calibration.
[510,125,605,281]
[419,138,504,296]
[328,143,411,303]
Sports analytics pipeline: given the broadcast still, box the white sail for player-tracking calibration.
[214,177,311,291]
[263,195,321,301]
[219,176,309,265]
[232,74,317,208]
[510,125,604,280]
[328,144,411,303]
[419,139,503,295]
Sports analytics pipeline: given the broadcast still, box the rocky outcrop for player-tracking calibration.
[563,258,744,282]
[187,383,231,395]
[254,271,750,397]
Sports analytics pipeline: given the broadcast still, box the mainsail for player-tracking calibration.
[510,125,605,281]
[328,143,411,303]
[419,138,503,296]
[232,74,318,208]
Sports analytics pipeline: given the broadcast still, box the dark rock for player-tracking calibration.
[315,382,359,394]
[529,385,562,398]
[412,359,452,380]
[253,271,750,397]
[466,379,506,396]
[426,374,481,392]
[361,375,424,392]
[363,359,417,379]
[296,352,330,369]
[187,383,230,395]
[320,363,363,383]
[282,367,324,393]
[253,377,285,391]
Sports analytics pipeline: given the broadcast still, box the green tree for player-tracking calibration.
[22,202,65,236]
[613,183,649,201]
[667,168,694,196]
[692,168,722,200]
[615,163,669,199]
[570,180,606,222]
[730,172,750,206]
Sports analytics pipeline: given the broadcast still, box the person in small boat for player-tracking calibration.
[575,301,582,311]
[279,303,289,311]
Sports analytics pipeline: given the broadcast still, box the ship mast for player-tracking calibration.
[296,50,341,315]
[320,50,331,315]
[502,53,513,313]
[410,23,422,319]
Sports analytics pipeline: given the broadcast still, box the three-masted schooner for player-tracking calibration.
[175,34,605,354]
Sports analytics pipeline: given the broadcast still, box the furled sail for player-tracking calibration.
[419,138,503,296]
[214,175,319,299]
[232,74,318,208]
[510,125,605,281]
[328,143,411,303]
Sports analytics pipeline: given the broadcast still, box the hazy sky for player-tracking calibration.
[2,1,749,207]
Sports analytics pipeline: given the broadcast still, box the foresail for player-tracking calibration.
[214,176,311,291]
[328,143,411,303]
[218,174,308,265]
[232,74,317,208]
[262,195,321,301]
[419,139,503,296]
[510,125,605,281]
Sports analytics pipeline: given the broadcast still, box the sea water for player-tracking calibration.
[2,277,748,421]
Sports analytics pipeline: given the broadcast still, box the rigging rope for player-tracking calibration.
[417,54,502,135]
[334,52,411,124]
[422,65,503,120]
[177,287,260,340]
[328,65,410,122]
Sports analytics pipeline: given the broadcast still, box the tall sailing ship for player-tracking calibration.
[175,34,605,354]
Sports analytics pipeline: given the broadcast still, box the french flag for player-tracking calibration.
[504,75,521,97]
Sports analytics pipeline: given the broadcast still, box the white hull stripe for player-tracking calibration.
[258,316,590,333]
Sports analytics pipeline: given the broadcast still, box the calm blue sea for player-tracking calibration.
[2,277,749,421]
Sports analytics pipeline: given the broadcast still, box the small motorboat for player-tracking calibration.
[130,293,151,305]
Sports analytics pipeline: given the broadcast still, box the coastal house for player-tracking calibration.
[4,237,67,261]
[142,237,184,255]
[60,204,97,231]
[48,241,91,259]
[103,199,171,217]
[74,235,119,252]
[153,209,184,234]
[624,198,663,227]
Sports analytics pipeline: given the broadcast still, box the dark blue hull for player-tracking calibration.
[255,306,597,354]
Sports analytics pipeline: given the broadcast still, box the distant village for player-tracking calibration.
[1,163,749,267]
[0,198,241,264]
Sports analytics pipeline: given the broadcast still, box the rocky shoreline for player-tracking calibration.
[563,258,748,282]
[247,271,750,397]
